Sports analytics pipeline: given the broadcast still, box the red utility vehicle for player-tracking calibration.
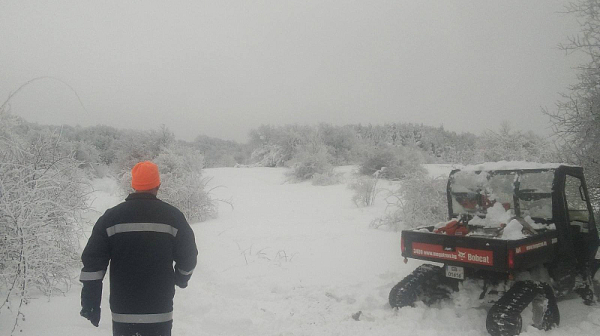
[389,163,600,335]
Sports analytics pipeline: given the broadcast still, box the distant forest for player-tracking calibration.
[7,116,554,172]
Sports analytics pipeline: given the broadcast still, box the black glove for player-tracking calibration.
[80,306,101,327]
[175,276,188,288]
[174,271,189,288]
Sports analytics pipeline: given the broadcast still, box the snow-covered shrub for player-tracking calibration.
[160,173,216,223]
[285,142,333,182]
[248,125,301,166]
[359,147,395,176]
[154,146,216,223]
[311,169,343,186]
[349,176,379,207]
[317,124,361,165]
[250,144,287,167]
[77,125,121,165]
[110,128,174,174]
[193,134,250,168]
[373,172,447,230]
[359,146,426,180]
[0,112,89,330]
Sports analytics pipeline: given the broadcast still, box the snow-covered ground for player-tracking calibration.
[2,166,600,335]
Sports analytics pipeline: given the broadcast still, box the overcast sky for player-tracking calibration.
[0,1,586,143]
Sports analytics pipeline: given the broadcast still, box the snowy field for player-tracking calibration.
[2,165,600,336]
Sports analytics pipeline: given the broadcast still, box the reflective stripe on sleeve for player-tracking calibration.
[106,223,178,237]
[112,312,173,324]
[79,270,106,281]
[177,267,194,276]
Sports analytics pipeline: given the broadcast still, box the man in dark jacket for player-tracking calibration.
[80,161,198,336]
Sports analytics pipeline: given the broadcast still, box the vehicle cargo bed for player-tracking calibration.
[401,229,559,273]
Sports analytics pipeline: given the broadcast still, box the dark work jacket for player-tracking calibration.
[80,193,198,324]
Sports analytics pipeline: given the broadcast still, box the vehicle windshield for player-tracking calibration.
[449,169,554,221]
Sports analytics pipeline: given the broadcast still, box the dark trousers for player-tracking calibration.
[112,321,173,336]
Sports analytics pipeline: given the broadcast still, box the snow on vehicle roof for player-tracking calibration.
[458,161,575,172]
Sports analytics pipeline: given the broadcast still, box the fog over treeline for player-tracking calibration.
[2,110,554,171]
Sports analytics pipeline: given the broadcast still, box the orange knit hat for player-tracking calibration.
[131,161,161,191]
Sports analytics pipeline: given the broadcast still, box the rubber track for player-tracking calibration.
[389,264,451,308]
[486,281,559,336]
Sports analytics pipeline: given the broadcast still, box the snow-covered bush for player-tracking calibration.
[349,176,379,207]
[359,147,395,176]
[250,144,286,167]
[359,146,426,180]
[285,142,333,182]
[76,125,121,165]
[248,124,309,166]
[311,169,343,186]
[372,172,447,230]
[110,127,174,174]
[0,112,89,330]
[317,124,361,165]
[193,135,250,168]
[154,145,216,222]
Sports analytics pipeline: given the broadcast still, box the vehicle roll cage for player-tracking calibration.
[447,166,597,238]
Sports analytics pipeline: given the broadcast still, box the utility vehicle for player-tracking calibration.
[389,163,600,335]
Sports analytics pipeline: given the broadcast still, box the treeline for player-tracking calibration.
[246,122,554,182]
[249,122,553,165]
[10,119,552,187]
[1,114,555,183]
[49,124,251,172]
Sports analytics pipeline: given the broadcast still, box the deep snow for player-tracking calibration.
[1,166,600,336]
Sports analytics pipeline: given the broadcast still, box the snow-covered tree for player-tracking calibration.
[479,121,553,162]
[0,110,89,333]
[545,0,600,213]
[547,0,600,210]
